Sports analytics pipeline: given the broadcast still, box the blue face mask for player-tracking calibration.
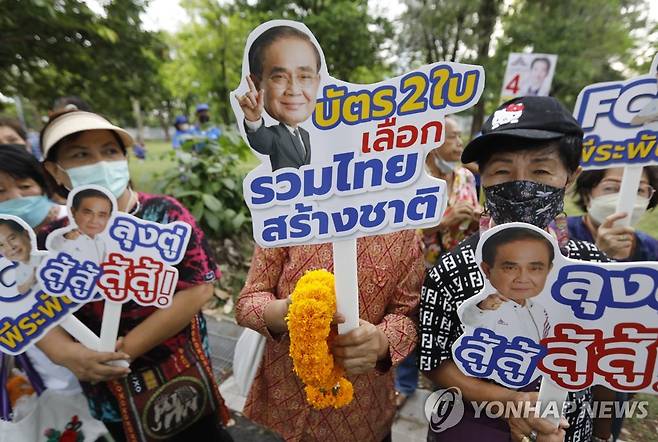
[62,160,130,198]
[0,195,54,228]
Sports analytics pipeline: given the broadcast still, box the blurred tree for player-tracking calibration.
[0,0,166,128]
[399,0,654,135]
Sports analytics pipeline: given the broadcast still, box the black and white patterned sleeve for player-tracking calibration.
[419,263,454,372]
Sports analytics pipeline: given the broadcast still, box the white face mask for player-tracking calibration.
[433,156,459,174]
[588,193,650,226]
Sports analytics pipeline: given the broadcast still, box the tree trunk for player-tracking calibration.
[131,97,144,145]
[469,0,502,137]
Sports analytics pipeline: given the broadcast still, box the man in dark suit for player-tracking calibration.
[244,120,311,170]
[238,25,321,171]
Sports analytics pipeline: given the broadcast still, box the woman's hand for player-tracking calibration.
[59,341,131,383]
[477,293,508,310]
[63,229,82,240]
[507,392,568,442]
[332,319,388,376]
[595,212,635,260]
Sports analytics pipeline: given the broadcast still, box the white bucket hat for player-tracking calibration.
[42,110,134,159]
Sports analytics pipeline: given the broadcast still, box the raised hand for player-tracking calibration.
[595,212,635,260]
[237,75,265,122]
[477,292,508,310]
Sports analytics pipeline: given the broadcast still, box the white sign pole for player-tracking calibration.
[99,301,122,352]
[615,165,644,227]
[537,377,569,427]
[333,238,359,335]
[60,316,100,350]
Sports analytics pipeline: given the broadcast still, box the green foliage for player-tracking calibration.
[155,129,252,239]
[399,0,656,134]
[497,0,650,109]
[1,0,167,125]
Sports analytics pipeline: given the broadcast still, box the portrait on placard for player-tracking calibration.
[0,215,44,297]
[47,186,115,267]
[236,23,325,171]
[500,53,558,101]
[460,226,555,342]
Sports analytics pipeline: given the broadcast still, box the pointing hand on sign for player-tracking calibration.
[238,75,265,123]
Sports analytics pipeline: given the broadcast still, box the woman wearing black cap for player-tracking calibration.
[419,96,611,442]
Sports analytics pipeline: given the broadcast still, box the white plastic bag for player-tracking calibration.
[0,390,108,442]
[232,328,266,396]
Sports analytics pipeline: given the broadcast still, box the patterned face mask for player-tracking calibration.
[484,180,565,228]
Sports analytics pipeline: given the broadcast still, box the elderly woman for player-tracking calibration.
[236,231,424,441]
[570,166,658,261]
[420,96,612,442]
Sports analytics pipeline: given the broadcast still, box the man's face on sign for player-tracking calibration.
[0,225,30,264]
[481,239,553,304]
[257,37,321,127]
[530,60,550,86]
[72,196,112,238]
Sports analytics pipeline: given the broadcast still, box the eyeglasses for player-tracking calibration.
[267,72,319,89]
[597,180,656,199]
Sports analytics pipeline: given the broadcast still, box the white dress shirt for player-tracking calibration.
[461,296,551,343]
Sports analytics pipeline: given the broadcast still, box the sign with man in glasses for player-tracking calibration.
[231,20,484,332]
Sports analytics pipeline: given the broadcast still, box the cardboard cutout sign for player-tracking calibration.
[39,186,190,353]
[500,53,558,101]
[573,55,658,231]
[0,216,81,354]
[231,20,484,332]
[575,55,658,170]
[452,223,658,395]
[0,186,191,355]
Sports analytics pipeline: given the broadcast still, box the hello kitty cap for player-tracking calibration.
[461,96,583,163]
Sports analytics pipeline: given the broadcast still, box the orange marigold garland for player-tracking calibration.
[285,269,354,409]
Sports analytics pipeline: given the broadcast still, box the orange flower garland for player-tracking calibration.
[285,269,354,409]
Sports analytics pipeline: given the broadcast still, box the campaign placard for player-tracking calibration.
[39,186,189,308]
[574,55,658,169]
[231,20,485,248]
[452,223,658,395]
[0,186,192,355]
[500,53,558,101]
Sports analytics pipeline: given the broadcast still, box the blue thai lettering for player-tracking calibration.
[385,153,418,184]
[331,207,359,232]
[289,204,313,239]
[303,166,333,198]
[275,172,302,201]
[360,202,387,228]
[407,186,441,221]
[353,158,384,189]
[250,176,275,205]
[262,215,288,243]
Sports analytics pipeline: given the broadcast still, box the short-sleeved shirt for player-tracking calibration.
[38,192,221,422]
[419,233,608,441]
[567,215,658,261]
